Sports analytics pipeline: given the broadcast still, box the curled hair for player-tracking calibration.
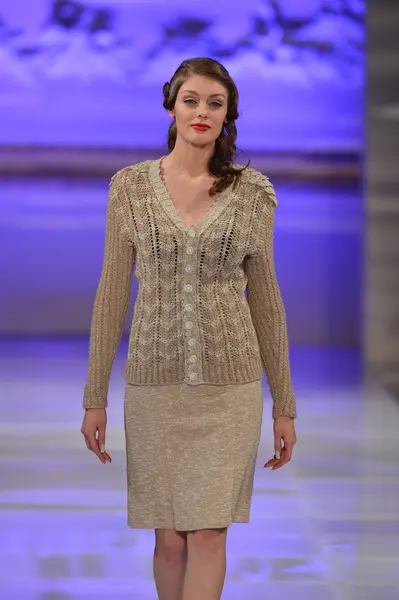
[162,81,171,104]
[162,57,248,196]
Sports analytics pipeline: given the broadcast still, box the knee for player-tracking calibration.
[155,530,187,562]
[187,528,227,556]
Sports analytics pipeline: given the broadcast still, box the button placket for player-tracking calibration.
[183,228,202,384]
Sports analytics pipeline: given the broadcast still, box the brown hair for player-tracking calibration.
[162,57,248,196]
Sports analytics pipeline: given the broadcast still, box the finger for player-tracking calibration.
[266,454,280,465]
[87,439,111,463]
[264,454,281,468]
[272,445,293,470]
[83,429,110,463]
[274,440,283,459]
[97,428,111,463]
[86,432,106,463]
[265,446,287,469]
[97,426,107,456]
[264,448,283,467]
[264,445,283,467]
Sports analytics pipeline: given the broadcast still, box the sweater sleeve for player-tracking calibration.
[83,171,135,409]
[245,186,297,419]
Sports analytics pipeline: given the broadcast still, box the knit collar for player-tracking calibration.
[148,158,236,236]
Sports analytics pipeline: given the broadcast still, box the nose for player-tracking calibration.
[196,103,208,118]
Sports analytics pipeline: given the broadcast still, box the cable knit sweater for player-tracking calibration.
[83,158,296,419]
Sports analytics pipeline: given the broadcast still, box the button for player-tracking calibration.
[189,355,197,363]
[185,321,193,329]
[186,246,194,255]
[185,264,193,272]
[189,372,198,380]
[188,229,196,238]
[184,284,193,293]
[188,338,196,347]
[184,304,193,311]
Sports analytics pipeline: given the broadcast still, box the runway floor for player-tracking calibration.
[0,339,398,600]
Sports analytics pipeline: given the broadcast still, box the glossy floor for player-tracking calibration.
[0,340,398,600]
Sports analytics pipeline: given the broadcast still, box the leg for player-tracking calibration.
[153,529,188,600]
[183,528,228,600]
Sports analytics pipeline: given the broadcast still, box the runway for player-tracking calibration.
[1,339,398,600]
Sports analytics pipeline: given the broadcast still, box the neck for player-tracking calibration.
[165,135,215,177]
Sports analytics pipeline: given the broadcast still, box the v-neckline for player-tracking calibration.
[149,157,235,235]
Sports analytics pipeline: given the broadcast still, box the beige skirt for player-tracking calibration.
[124,379,263,531]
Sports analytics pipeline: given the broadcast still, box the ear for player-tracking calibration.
[168,109,175,118]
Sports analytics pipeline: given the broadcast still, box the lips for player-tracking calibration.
[191,124,210,131]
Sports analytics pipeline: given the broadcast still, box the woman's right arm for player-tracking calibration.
[83,170,136,410]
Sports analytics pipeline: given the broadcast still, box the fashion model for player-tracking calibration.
[81,56,297,600]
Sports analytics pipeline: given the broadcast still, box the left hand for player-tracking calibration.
[264,416,297,470]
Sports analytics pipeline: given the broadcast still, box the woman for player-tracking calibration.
[81,57,297,600]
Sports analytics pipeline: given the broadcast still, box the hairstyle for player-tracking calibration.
[162,57,248,196]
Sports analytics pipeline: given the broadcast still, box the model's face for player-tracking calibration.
[169,74,228,147]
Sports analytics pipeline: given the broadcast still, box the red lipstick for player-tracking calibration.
[191,124,210,131]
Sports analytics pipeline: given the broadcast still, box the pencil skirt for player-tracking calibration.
[123,379,263,531]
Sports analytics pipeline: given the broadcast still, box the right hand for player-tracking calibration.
[81,408,112,464]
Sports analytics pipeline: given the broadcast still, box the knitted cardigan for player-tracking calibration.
[83,158,296,419]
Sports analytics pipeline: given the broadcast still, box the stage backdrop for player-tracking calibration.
[0,0,364,151]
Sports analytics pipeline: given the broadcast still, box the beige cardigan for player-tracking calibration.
[83,158,296,418]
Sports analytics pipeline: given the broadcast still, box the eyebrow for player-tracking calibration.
[181,89,226,98]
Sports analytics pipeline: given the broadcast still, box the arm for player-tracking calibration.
[245,188,296,419]
[83,171,135,409]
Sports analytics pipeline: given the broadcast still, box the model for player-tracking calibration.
[81,56,297,600]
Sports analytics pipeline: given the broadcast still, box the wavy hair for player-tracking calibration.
[162,57,248,196]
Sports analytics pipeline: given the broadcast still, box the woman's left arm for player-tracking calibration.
[245,185,297,468]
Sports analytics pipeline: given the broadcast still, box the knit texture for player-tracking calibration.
[83,158,296,418]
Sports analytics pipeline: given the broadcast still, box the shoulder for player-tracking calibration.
[109,159,153,189]
[236,165,277,208]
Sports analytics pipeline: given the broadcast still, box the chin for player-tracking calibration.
[189,131,216,143]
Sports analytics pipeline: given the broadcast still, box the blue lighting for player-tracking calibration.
[0,0,364,150]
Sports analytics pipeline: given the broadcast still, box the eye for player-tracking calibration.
[183,98,196,104]
[210,101,223,108]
